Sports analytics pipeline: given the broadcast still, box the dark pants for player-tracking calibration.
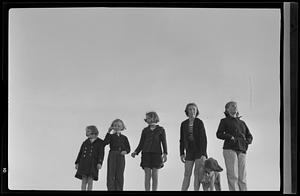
[107,151,125,191]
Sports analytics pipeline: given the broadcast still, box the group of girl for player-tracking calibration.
[74,101,253,191]
[75,111,166,191]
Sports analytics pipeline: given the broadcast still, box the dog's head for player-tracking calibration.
[204,157,223,172]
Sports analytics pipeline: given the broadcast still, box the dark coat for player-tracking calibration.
[134,125,168,155]
[180,118,207,158]
[75,137,105,181]
[216,115,253,153]
[103,132,131,153]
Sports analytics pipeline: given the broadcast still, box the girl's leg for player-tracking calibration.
[194,155,206,191]
[116,155,125,191]
[181,160,194,191]
[151,168,158,191]
[223,149,239,191]
[107,152,117,191]
[87,176,93,191]
[237,152,247,191]
[144,167,152,191]
[81,176,88,191]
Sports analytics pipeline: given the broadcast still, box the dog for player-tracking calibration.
[201,157,223,191]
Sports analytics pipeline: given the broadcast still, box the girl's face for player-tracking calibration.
[227,102,238,116]
[145,115,156,125]
[86,129,97,139]
[112,121,123,132]
[187,105,197,118]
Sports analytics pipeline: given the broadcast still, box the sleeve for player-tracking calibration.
[216,119,233,141]
[124,136,131,154]
[134,129,146,155]
[244,122,253,145]
[103,133,111,146]
[200,121,208,158]
[160,128,168,155]
[179,122,185,156]
[75,142,84,164]
[97,141,105,165]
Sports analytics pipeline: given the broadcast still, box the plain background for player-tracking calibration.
[8,8,280,190]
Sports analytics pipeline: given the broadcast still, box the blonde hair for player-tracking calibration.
[110,119,126,131]
[145,111,160,123]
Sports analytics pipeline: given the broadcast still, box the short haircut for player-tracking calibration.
[184,103,199,117]
[86,125,99,136]
[225,101,237,110]
[145,111,160,123]
[111,119,126,130]
[224,101,239,117]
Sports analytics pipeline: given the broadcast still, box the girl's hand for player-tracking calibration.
[107,127,113,133]
[180,155,186,163]
[97,163,102,170]
[162,153,167,163]
[75,164,79,170]
[120,151,127,155]
[131,152,136,158]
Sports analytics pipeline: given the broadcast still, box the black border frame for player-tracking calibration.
[1,1,296,195]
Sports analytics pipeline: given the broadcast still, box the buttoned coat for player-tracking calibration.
[75,137,105,181]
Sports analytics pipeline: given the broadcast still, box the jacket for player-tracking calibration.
[216,114,253,153]
[134,125,168,155]
[180,118,207,157]
[103,132,131,154]
[75,137,104,181]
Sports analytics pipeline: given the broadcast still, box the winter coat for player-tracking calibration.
[75,137,104,181]
[216,114,253,153]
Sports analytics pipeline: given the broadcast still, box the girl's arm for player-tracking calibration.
[179,122,185,156]
[200,121,208,158]
[216,119,233,141]
[161,128,168,155]
[97,142,105,165]
[124,136,131,154]
[103,133,111,146]
[75,142,84,164]
[134,129,145,155]
[244,122,253,144]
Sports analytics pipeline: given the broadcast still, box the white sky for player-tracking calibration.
[8,8,280,191]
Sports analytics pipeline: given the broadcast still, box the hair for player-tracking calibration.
[86,125,99,136]
[224,101,240,117]
[145,111,160,123]
[110,119,126,131]
[184,103,199,117]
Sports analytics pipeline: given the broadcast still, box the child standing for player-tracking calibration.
[104,119,131,191]
[131,111,168,191]
[75,125,105,191]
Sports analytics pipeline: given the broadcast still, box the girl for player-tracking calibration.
[104,119,131,191]
[179,103,208,191]
[75,125,105,191]
[131,111,168,191]
[216,101,253,191]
